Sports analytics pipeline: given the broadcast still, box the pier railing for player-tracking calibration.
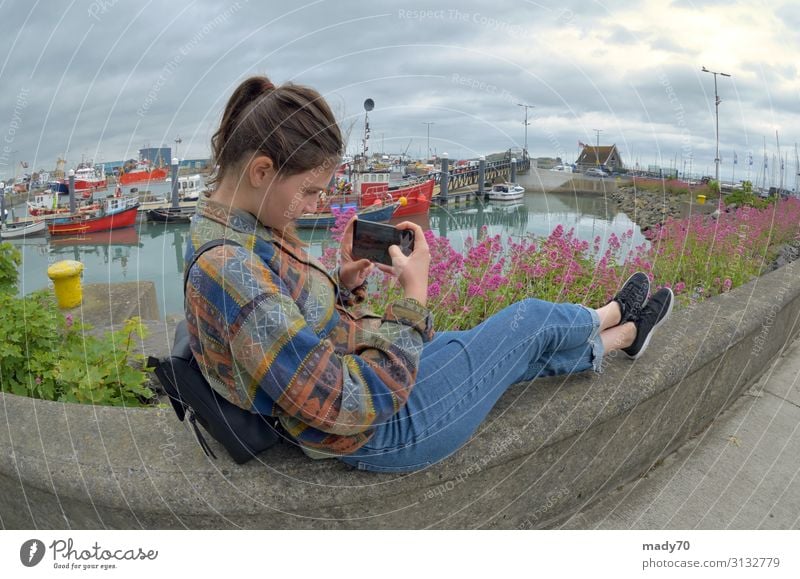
[429,156,531,200]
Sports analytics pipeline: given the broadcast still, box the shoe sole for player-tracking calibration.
[615,272,650,320]
[624,287,674,360]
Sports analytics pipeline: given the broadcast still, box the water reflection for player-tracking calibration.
[429,200,529,248]
[11,189,646,318]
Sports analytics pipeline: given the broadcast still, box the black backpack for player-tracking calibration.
[147,239,282,464]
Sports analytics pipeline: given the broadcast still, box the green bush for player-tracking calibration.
[724,188,774,209]
[0,245,156,406]
[0,242,21,294]
[0,290,156,405]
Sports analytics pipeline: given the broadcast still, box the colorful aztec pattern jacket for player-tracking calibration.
[184,195,435,458]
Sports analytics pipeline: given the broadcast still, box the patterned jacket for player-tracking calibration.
[184,195,434,458]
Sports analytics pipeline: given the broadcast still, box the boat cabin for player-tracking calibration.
[178,174,205,200]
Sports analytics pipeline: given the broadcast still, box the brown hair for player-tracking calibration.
[209,75,343,187]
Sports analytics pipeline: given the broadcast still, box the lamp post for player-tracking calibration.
[701,66,731,184]
[422,122,435,160]
[517,103,534,158]
[174,136,182,165]
[170,158,179,209]
[68,169,76,215]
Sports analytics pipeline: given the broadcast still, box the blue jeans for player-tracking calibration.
[338,298,604,473]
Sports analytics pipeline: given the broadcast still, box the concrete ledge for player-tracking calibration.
[66,281,161,327]
[2,260,800,529]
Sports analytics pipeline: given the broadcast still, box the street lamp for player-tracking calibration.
[422,122,434,160]
[701,66,731,184]
[517,103,534,157]
[174,136,182,164]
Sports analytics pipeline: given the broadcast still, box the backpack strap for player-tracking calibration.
[148,237,282,463]
[183,238,244,294]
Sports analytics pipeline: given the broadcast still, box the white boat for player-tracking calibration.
[27,191,59,213]
[1,219,47,239]
[177,174,205,201]
[486,201,525,213]
[487,183,525,201]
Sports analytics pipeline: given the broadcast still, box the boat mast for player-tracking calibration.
[776,130,783,193]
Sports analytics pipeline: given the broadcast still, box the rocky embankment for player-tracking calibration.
[608,186,712,232]
[767,237,800,273]
[609,186,800,272]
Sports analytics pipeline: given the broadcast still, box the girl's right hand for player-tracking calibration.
[376,221,430,306]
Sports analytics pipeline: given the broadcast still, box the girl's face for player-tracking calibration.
[250,164,335,231]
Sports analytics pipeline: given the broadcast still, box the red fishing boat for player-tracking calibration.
[73,165,107,194]
[119,160,169,185]
[361,178,434,218]
[49,225,142,247]
[326,171,434,218]
[47,197,140,236]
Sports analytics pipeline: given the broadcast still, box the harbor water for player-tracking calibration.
[8,178,646,319]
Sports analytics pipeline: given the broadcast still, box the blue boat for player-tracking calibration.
[295,202,398,229]
[48,181,69,195]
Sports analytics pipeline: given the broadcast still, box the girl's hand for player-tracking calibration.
[382,221,430,306]
[339,215,373,290]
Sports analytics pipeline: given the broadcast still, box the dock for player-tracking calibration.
[6,198,198,227]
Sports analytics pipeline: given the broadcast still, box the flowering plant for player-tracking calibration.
[321,198,800,329]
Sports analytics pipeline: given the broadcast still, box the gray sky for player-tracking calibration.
[1,0,799,181]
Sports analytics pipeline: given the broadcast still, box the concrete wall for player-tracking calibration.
[2,260,799,529]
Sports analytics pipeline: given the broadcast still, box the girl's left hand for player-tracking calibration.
[339,215,374,290]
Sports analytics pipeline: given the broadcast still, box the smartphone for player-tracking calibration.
[352,220,415,266]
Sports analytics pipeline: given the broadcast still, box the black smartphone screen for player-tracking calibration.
[352,220,414,266]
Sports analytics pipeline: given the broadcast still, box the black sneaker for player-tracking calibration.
[610,272,650,325]
[622,287,674,360]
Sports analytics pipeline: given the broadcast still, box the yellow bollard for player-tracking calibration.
[697,194,706,205]
[47,260,84,309]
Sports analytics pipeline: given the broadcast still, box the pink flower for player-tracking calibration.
[723,278,733,292]
[467,284,484,298]
[65,313,73,328]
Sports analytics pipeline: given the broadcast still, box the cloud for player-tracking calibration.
[0,0,797,179]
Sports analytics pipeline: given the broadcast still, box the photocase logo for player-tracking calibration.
[20,539,46,567]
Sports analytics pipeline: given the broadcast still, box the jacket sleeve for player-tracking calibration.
[329,266,367,307]
[188,245,434,436]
